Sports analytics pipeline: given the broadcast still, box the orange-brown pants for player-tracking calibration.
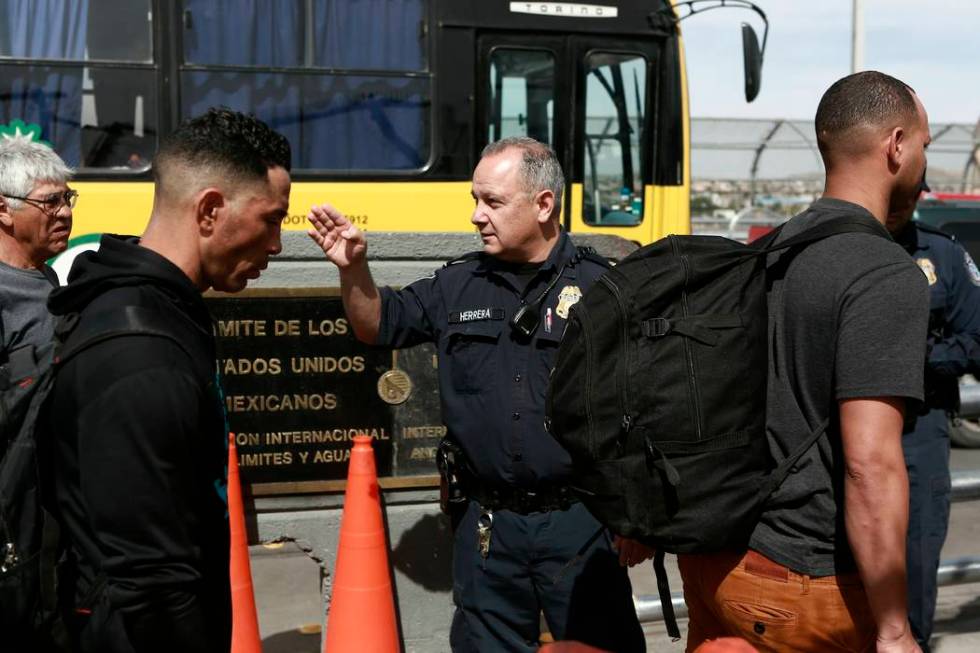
[678,550,876,653]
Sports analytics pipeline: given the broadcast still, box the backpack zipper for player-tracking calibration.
[598,275,633,445]
[672,238,704,441]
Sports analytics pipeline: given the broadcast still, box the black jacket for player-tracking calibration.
[48,235,231,653]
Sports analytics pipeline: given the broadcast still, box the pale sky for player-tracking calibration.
[680,0,980,125]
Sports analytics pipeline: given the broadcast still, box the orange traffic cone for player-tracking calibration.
[229,434,262,652]
[324,435,400,652]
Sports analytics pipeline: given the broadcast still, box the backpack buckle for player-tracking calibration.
[645,318,672,337]
[1,542,18,572]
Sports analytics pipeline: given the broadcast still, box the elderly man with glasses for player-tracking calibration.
[0,138,74,352]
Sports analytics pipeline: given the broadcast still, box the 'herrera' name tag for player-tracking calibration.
[448,307,506,324]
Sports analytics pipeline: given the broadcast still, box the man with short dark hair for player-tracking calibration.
[0,139,73,353]
[308,136,647,652]
[48,108,291,653]
[679,71,931,653]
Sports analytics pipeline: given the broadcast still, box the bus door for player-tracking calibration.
[476,33,671,244]
[476,34,571,195]
[569,36,663,244]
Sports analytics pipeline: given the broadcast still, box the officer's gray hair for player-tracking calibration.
[0,139,73,210]
[481,137,564,218]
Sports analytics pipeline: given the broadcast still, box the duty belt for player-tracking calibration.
[468,483,578,515]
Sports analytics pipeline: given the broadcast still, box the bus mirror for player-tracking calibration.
[666,1,769,102]
[741,23,762,102]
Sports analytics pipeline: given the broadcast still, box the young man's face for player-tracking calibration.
[203,166,290,292]
[2,180,73,267]
[470,148,553,263]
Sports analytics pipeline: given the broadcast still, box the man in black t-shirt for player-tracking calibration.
[679,72,931,653]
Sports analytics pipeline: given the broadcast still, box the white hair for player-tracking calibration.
[0,139,73,209]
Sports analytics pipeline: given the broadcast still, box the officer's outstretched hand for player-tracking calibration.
[612,536,656,567]
[307,203,367,269]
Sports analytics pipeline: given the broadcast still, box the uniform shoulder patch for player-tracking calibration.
[916,258,938,286]
[965,251,980,287]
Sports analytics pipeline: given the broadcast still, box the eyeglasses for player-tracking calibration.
[3,189,78,213]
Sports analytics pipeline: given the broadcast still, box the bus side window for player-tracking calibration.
[487,49,555,147]
[180,0,430,172]
[0,0,155,170]
[583,53,647,226]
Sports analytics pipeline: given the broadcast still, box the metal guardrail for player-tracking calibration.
[635,470,980,624]
[952,469,980,501]
[961,383,980,418]
[937,556,980,586]
[636,593,688,624]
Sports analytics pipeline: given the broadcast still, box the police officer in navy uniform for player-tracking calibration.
[886,174,980,652]
[308,137,648,652]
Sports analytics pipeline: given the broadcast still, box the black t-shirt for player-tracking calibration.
[495,260,545,287]
[749,198,929,576]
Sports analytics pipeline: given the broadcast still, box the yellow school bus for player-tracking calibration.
[1,0,766,265]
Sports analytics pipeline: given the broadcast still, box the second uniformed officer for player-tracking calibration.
[308,137,646,652]
[886,175,980,652]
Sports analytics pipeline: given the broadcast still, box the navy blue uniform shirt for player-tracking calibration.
[377,231,609,489]
[897,221,980,409]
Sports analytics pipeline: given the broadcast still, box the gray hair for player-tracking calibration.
[0,139,73,209]
[481,136,564,217]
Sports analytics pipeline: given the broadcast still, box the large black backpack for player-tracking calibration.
[546,216,889,633]
[0,307,186,652]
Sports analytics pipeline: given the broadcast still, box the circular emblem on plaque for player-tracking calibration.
[377,369,413,405]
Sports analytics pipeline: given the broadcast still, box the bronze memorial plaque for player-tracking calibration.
[206,290,442,493]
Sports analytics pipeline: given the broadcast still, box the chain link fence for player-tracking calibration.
[691,117,980,240]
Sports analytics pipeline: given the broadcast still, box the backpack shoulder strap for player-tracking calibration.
[760,419,830,503]
[57,305,194,367]
[762,216,891,255]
